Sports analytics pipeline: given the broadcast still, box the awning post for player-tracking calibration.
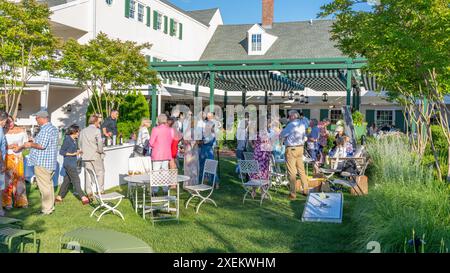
[346,69,352,106]
[151,85,157,128]
[209,71,215,113]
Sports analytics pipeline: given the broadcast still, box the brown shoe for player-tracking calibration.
[288,193,297,200]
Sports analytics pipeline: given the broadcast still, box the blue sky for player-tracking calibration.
[168,0,373,24]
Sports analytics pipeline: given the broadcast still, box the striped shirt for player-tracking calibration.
[28,123,59,171]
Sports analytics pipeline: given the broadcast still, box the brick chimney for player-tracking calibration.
[262,0,274,29]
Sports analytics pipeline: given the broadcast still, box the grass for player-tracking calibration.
[1,157,361,253]
[352,136,450,253]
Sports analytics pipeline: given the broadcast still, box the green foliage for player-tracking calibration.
[86,91,149,140]
[353,136,450,252]
[423,125,449,179]
[117,121,140,140]
[319,0,450,94]
[59,32,159,115]
[352,111,364,126]
[119,91,149,121]
[0,0,58,117]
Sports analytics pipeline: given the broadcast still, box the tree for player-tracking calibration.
[0,0,58,118]
[59,32,159,116]
[319,0,450,180]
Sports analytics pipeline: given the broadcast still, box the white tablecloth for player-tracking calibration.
[24,143,135,191]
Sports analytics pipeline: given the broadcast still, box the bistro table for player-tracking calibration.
[124,174,190,219]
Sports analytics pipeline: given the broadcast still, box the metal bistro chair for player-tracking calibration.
[84,161,125,222]
[145,169,179,225]
[330,160,370,196]
[269,154,289,192]
[243,152,255,160]
[127,157,152,217]
[238,160,272,206]
[185,159,218,213]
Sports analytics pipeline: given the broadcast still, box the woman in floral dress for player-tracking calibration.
[2,117,28,209]
[249,130,271,198]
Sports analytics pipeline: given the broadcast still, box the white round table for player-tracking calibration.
[124,174,191,218]
[124,174,190,184]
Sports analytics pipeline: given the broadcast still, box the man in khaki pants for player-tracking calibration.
[280,110,309,200]
[22,111,59,215]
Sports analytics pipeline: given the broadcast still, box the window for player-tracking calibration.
[330,110,343,125]
[137,4,144,22]
[129,0,136,19]
[172,20,178,37]
[251,34,262,51]
[376,110,394,127]
[155,12,163,30]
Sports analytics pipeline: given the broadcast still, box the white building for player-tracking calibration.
[16,0,448,131]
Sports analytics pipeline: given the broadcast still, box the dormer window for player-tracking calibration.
[247,24,277,56]
[251,34,262,51]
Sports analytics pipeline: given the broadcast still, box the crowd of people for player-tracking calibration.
[234,110,356,200]
[0,105,361,218]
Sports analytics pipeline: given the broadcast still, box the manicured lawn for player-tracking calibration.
[1,157,360,253]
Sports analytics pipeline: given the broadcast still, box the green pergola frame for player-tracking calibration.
[149,57,368,126]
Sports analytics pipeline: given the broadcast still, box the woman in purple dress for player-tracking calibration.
[248,130,271,198]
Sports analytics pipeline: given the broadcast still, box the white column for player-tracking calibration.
[40,84,50,111]
[158,89,162,115]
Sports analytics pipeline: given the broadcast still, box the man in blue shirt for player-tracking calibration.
[22,111,59,215]
[280,110,310,200]
[0,111,8,217]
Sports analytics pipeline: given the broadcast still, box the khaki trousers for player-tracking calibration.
[35,166,55,214]
[285,146,309,195]
[84,158,105,195]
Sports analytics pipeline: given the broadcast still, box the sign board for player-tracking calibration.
[302,193,344,223]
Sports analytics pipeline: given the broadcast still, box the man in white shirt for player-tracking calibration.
[280,110,310,200]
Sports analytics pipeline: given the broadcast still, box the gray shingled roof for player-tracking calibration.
[186,8,218,26]
[200,20,346,60]
[160,0,217,27]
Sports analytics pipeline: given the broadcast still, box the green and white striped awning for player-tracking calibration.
[361,73,385,92]
[159,71,303,92]
[159,69,363,92]
[285,69,347,92]
[158,71,256,91]
[219,71,304,91]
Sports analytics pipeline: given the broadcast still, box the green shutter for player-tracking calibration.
[169,18,174,36]
[366,110,375,127]
[146,7,151,27]
[302,109,311,119]
[164,16,168,34]
[320,109,329,121]
[395,110,405,132]
[125,0,131,18]
[153,11,158,30]
[179,23,183,40]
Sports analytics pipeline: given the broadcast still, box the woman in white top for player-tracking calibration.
[135,118,151,157]
[2,117,28,209]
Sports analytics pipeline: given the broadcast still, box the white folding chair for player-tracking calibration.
[84,162,125,222]
[243,152,255,160]
[185,159,218,213]
[146,169,179,225]
[238,160,272,206]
